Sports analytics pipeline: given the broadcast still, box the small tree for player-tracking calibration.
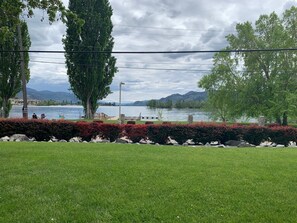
[64,0,117,119]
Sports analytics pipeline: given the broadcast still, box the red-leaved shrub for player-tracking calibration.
[0,119,297,146]
[123,125,147,143]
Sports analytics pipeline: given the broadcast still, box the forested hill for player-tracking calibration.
[17,88,79,103]
[133,91,207,106]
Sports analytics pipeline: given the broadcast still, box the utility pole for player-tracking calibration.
[17,23,28,119]
[119,82,125,124]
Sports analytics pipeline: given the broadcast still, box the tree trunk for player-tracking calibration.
[2,98,9,118]
[276,116,282,125]
[86,97,91,119]
[282,112,288,126]
[85,97,94,119]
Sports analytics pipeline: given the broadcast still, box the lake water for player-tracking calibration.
[9,105,211,122]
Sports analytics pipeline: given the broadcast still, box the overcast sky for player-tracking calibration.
[26,0,297,102]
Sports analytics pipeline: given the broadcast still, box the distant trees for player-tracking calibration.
[199,6,297,125]
[147,99,204,109]
[147,100,173,109]
[0,21,30,118]
[64,0,117,119]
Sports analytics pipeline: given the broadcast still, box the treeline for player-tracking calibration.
[147,100,205,109]
[37,100,80,106]
[37,100,116,106]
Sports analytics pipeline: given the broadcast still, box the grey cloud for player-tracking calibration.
[283,1,297,10]
[24,0,291,101]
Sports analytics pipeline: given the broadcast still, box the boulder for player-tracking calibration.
[9,134,29,142]
[50,136,59,142]
[288,141,297,147]
[29,137,36,142]
[210,141,219,146]
[0,136,10,142]
[69,137,82,143]
[225,140,242,147]
[139,139,153,144]
[92,136,110,143]
[276,144,285,148]
[167,137,178,145]
[237,142,255,148]
[59,140,67,143]
[186,139,195,145]
[115,138,128,144]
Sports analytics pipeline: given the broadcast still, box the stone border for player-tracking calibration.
[1,134,296,148]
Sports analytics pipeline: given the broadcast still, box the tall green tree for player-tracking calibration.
[199,7,297,125]
[0,20,30,118]
[0,0,78,118]
[64,0,117,119]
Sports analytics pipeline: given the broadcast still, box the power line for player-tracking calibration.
[117,67,210,72]
[3,48,297,54]
[113,24,236,33]
[30,56,213,66]
[29,60,211,72]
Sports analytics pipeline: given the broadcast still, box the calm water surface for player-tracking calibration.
[10,105,210,122]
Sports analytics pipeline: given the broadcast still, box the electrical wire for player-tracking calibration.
[3,48,297,54]
[29,60,211,72]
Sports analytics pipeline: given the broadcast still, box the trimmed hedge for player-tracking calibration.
[0,119,79,141]
[76,122,122,141]
[123,124,147,143]
[0,119,296,146]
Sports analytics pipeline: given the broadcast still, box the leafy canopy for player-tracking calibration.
[199,6,297,124]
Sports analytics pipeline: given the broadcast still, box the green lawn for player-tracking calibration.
[0,143,297,222]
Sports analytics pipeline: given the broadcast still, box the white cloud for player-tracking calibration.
[25,0,295,102]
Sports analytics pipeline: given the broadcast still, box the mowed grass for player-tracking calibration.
[0,143,297,223]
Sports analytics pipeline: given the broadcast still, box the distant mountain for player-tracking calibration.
[132,91,207,106]
[132,100,149,106]
[16,88,79,103]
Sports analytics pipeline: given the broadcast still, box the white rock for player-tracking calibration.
[167,137,178,145]
[120,136,132,143]
[115,138,127,144]
[139,139,153,144]
[260,141,272,147]
[0,136,10,142]
[186,139,195,145]
[10,134,29,142]
[51,136,59,142]
[69,137,81,143]
[210,141,220,146]
[29,137,36,142]
[276,144,285,148]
